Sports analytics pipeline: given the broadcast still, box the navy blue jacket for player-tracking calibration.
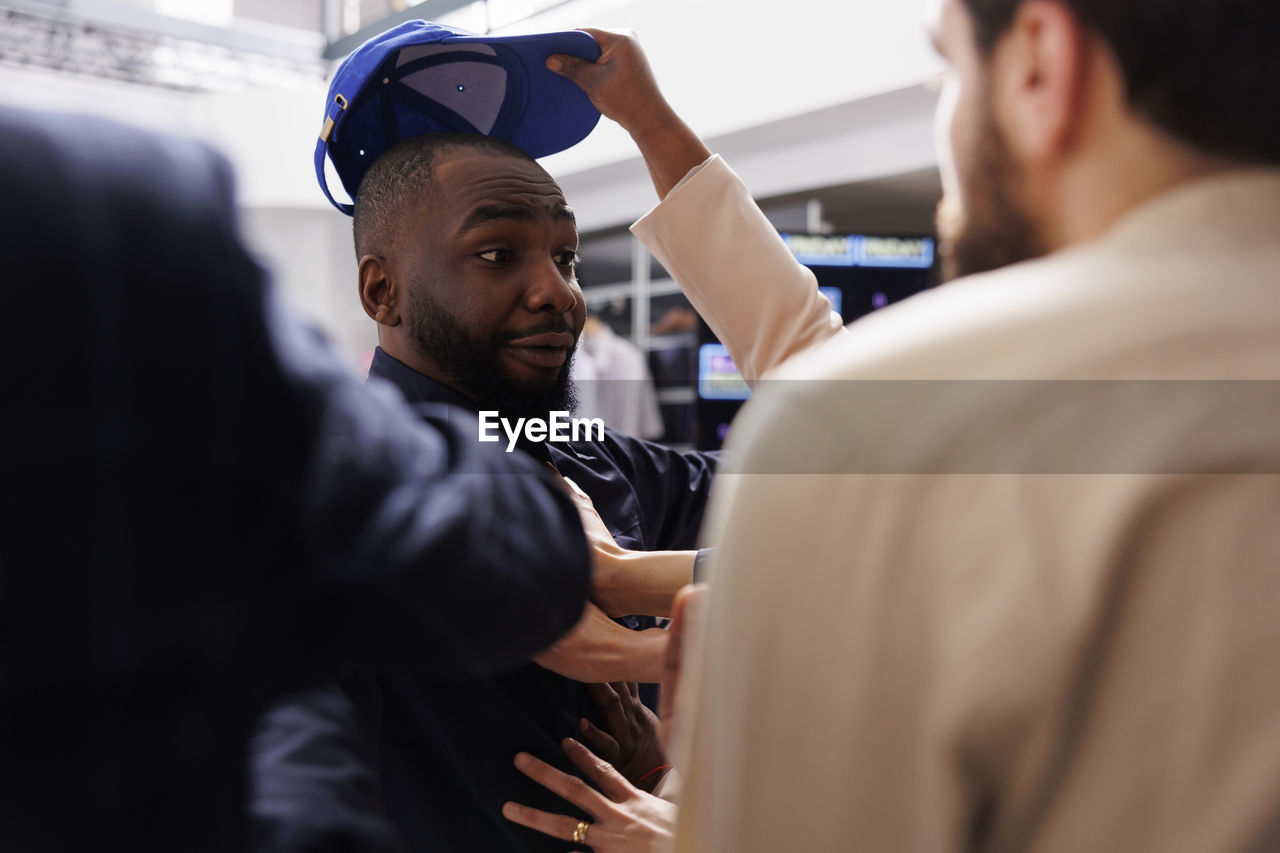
[0,108,591,853]
[251,349,717,851]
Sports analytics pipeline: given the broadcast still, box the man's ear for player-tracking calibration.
[358,255,401,327]
[992,0,1088,164]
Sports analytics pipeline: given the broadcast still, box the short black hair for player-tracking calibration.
[352,133,534,259]
[961,0,1280,165]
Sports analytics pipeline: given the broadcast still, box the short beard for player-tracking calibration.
[936,92,1046,282]
[406,287,578,425]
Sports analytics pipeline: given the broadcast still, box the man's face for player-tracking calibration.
[928,0,1045,280]
[392,147,587,420]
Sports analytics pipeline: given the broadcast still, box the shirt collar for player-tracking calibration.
[367,347,561,466]
[368,347,477,411]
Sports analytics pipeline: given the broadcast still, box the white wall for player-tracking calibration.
[201,79,333,208]
[521,0,944,176]
[237,207,373,363]
[0,62,198,133]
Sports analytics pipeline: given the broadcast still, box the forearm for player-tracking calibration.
[538,626,667,685]
[608,549,696,618]
[632,157,847,382]
[621,100,712,201]
[593,628,668,685]
[534,603,668,684]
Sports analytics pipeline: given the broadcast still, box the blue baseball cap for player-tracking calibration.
[315,20,602,215]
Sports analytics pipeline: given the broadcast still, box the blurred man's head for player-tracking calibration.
[354,134,585,421]
[928,0,1278,280]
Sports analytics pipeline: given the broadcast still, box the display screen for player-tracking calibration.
[780,233,935,269]
[693,232,938,449]
[697,343,750,401]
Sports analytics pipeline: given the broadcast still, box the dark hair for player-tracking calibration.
[352,133,534,259]
[961,0,1280,164]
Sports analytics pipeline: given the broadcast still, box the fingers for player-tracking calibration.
[579,716,620,764]
[549,470,593,511]
[559,476,611,531]
[562,737,636,802]
[546,29,644,100]
[501,801,591,846]
[664,584,708,669]
[560,475,591,502]
[546,51,596,83]
[512,751,608,816]
[573,26,631,46]
[587,681,626,728]
[584,682,646,753]
[553,27,635,64]
[660,584,709,723]
[604,681,648,723]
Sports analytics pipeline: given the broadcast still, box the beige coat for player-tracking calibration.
[633,157,1280,852]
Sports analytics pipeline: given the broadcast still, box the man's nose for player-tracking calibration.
[524,256,577,315]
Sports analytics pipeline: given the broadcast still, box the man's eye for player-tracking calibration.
[478,249,514,263]
[555,250,581,268]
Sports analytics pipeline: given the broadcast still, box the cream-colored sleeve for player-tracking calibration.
[630,155,846,383]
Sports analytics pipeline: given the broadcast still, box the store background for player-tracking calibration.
[0,0,946,448]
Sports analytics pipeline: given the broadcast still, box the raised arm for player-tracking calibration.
[549,29,846,381]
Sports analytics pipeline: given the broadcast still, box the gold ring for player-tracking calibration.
[572,820,589,843]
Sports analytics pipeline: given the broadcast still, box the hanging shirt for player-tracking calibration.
[573,324,665,440]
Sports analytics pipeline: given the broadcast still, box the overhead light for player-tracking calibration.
[153,0,234,29]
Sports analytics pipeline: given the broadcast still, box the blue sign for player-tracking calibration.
[780,233,934,269]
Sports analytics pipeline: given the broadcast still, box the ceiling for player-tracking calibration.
[762,168,941,236]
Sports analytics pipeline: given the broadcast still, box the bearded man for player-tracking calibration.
[535,2,1280,849]
[251,37,724,846]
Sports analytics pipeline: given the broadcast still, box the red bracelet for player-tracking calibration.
[638,764,673,781]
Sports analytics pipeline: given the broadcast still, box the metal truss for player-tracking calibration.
[0,4,328,92]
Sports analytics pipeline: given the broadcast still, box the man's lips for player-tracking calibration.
[503,331,575,369]
[505,332,576,349]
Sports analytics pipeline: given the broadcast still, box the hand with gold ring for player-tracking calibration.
[502,737,676,852]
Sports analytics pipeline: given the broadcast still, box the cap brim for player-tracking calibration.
[439,29,601,159]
